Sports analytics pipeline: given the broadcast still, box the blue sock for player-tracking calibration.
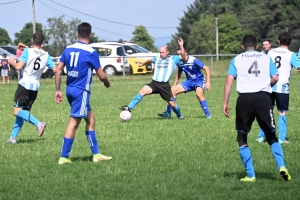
[61,137,74,158]
[128,93,143,109]
[172,104,183,118]
[86,131,99,154]
[200,100,210,117]
[270,142,285,170]
[258,128,265,138]
[167,98,176,114]
[239,146,255,178]
[278,115,287,141]
[16,110,39,126]
[10,117,24,138]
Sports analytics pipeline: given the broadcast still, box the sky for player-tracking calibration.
[0,0,195,47]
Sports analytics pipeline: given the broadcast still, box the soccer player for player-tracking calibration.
[55,22,112,164]
[223,35,291,182]
[262,39,272,54]
[7,32,54,144]
[119,38,186,119]
[158,47,211,119]
[257,32,300,144]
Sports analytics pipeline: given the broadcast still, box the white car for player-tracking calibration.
[53,44,129,76]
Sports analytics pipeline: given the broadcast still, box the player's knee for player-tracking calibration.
[265,131,278,146]
[237,131,248,146]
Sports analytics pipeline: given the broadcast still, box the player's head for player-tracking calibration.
[242,35,258,51]
[159,45,169,59]
[278,32,291,46]
[77,22,92,39]
[32,32,44,47]
[262,39,271,51]
[176,46,188,60]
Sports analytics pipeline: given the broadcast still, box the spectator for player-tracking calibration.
[0,53,10,83]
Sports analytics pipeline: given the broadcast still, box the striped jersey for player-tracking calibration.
[268,47,300,94]
[60,42,101,92]
[19,48,54,91]
[152,55,180,82]
[227,50,278,93]
[178,55,205,80]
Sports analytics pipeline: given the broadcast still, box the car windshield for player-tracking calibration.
[129,45,150,53]
[1,46,17,55]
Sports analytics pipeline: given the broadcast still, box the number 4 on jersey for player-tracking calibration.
[248,61,260,77]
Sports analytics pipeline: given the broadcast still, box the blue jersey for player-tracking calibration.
[152,55,180,82]
[60,42,100,92]
[228,50,278,93]
[178,55,205,80]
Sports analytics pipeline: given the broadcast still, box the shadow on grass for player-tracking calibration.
[17,138,44,143]
[71,155,93,162]
[224,171,276,180]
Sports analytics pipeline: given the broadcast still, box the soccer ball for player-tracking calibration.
[120,110,131,122]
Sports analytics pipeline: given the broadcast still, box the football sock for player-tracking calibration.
[270,142,285,170]
[128,93,143,109]
[166,97,176,114]
[172,104,183,118]
[86,130,100,154]
[239,146,255,178]
[258,128,265,138]
[278,115,287,141]
[10,116,24,138]
[16,110,39,126]
[61,137,74,158]
[200,100,211,117]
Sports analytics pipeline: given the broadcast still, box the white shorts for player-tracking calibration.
[1,69,8,77]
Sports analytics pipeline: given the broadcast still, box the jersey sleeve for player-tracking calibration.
[194,59,204,69]
[290,53,300,69]
[19,48,29,64]
[173,56,181,65]
[46,55,55,69]
[152,56,157,64]
[227,58,237,78]
[89,51,101,70]
[269,57,278,77]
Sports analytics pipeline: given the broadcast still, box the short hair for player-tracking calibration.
[78,22,91,39]
[242,35,257,48]
[32,32,44,46]
[262,39,271,43]
[278,32,291,46]
[2,53,7,56]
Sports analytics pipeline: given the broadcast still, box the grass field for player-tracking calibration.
[1,71,300,200]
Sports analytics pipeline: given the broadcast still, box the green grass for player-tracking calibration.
[1,71,300,200]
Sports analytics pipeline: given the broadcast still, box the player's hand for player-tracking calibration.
[178,38,184,46]
[55,91,63,104]
[138,63,144,67]
[104,81,110,88]
[205,82,211,90]
[223,104,230,118]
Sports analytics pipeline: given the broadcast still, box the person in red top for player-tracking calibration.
[0,54,10,83]
[16,43,27,58]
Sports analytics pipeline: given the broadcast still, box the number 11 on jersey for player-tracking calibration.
[70,52,80,67]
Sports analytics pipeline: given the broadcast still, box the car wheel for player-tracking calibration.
[104,65,117,76]
[128,65,133,75]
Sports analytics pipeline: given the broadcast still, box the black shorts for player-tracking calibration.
[13,84,38,111]
[236,92,275,133]
[271,92,289,112]
[146,80,174,102]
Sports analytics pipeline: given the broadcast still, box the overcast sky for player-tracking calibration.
[1,0,195,47]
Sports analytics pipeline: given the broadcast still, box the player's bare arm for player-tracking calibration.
[173,71,182,87]
[138,58,152,67]
[8,57,25,71]
[54,61,64,104]
[203,65,211,90]
[178,38,187,61]
[223,74,234,118]
[270,74,279,87]
[96,67,110,88]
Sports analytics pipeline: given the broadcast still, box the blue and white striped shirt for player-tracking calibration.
[151,55,180,82]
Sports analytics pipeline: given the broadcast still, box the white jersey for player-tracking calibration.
[268,47,300,94]
[18,48,54,91]
[151,55,180,82]
[227,50,278,93]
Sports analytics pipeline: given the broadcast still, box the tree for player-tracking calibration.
[0,28,12,45]
[131,26,157,52]
[14,22,44,45]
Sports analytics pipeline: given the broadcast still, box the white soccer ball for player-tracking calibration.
[120,110,131,122]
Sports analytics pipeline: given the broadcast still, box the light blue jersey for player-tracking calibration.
[228,50,278,93]
[178,55,205,80]
[152,55,180,82]
[60,41,100,92]
[19,48,54,91]
[268,47,300,94]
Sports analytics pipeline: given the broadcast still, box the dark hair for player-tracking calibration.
[32,32,44,46]
[262,39,271,43]
[78,22,91,39]
[278,32,291,46]
[242,35,257,48]
[176,45,188,52]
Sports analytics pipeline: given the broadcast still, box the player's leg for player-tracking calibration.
[195,81,211,118]
[255,92,291,181]
[236,94,256,182]
[120,82,153,112]
[276,93,289,144]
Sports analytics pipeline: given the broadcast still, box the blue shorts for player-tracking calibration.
[66,86,91,118]
[180,79,205,92]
